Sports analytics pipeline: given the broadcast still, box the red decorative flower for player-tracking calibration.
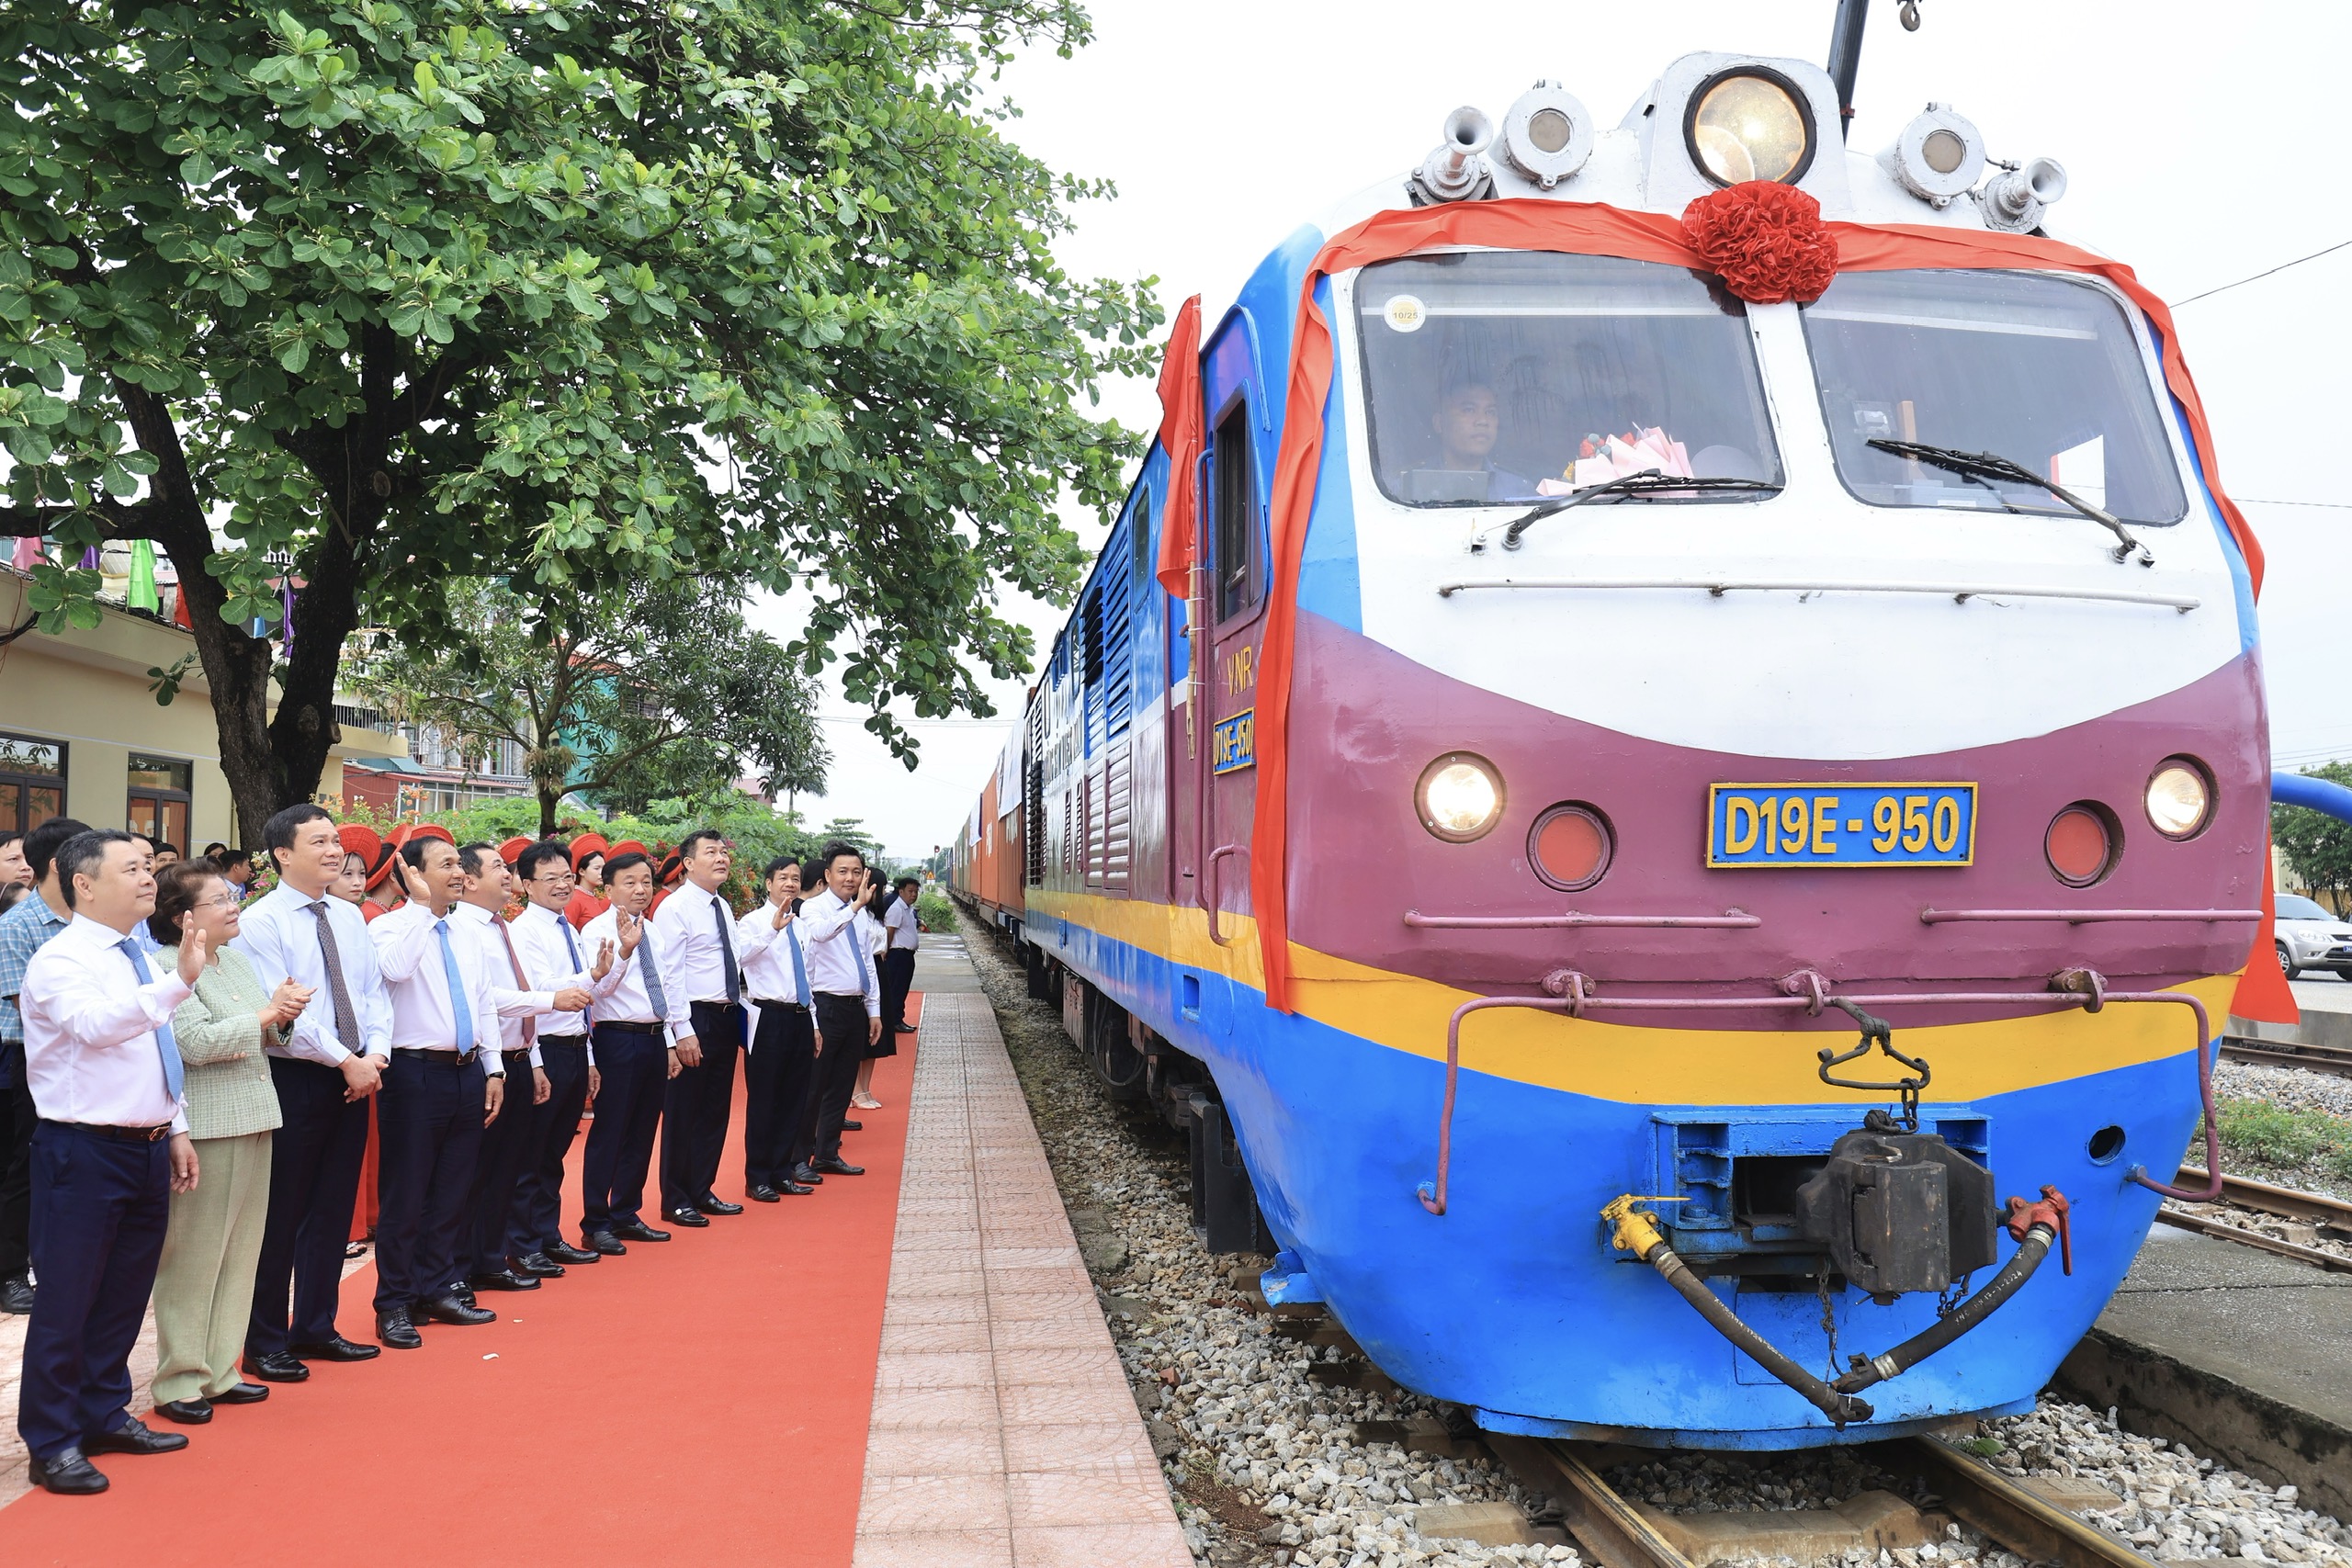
[1680,180,1839,306]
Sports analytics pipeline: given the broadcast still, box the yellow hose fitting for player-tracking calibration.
[1600,1193,1683,1258]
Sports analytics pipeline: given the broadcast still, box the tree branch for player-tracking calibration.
[0,500,164,540]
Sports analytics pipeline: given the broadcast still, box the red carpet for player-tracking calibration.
[0,1013,921,1567]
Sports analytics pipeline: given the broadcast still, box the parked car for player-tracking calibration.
[2275,894,2352,979]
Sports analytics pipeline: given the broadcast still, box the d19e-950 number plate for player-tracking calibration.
[1707,784,1976,868]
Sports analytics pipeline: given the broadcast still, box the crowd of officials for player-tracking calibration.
[0,806,924,1495]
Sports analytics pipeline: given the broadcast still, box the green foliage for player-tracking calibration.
[347,576,827,832]
[916,885,955,931]
[2202,1096,2352,1183]
[146,650,198,706]
[1,0,1159,833]
[2275,761,2352,907]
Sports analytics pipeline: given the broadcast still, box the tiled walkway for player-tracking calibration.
[854,983,1192,1568]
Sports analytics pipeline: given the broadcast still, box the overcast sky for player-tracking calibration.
[758,0,2352,861]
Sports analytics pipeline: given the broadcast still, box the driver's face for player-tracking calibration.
[1434,386,1499,464]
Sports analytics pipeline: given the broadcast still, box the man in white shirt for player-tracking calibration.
[453,843,589,1295]
[368,837,507,1348]
[503,840,614,1272]
[650,829,746,1227]
[795,842,881,1181]
[736,856,818,1201]
[881,874,922,1037]
[574,852,695,1252]
[17,829,201,1494]
[233,803,395,1382]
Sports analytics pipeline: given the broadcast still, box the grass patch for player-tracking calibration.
[2201,1097,2352,1183]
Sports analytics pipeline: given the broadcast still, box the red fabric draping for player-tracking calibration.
[1153,295,1205,602]
[1247,197,2275,1020]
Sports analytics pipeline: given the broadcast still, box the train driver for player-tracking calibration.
[1430,380,1539,502]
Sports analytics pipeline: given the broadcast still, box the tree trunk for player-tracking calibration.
[539,782,561,837]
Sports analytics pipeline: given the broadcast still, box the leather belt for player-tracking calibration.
[60,1121,172,1144]
[594,1021,664,1035]
[502,1048,534,1063]
[695,999,742,1012]
[395,1047,480,1066]
[538,1032,588,1046]
[751,999,809,1012]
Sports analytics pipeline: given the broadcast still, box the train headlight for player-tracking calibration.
[1418,753,1504,842]
[1684,68,1815,187]
[2145,758,2213,839]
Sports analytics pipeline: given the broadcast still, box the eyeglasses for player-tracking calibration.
[192,892,241,911]
[531,872,577,887]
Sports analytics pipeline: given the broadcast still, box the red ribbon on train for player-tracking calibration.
[1232,194,2290,1024]
[1154,295,1206,603]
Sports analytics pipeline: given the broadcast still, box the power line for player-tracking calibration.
[2238,497,2352,510]
[2172,239,2352,308]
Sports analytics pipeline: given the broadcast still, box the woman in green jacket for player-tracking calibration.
[147,860,311,1425]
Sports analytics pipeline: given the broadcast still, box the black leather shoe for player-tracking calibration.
[211,1382,269,1404]
[155,1397,213,1425]
[841,1120,863,1132]
[779,1179,816,1195]
[894,1022,918,1033]
[448,1282,479,1308]
[85,1418,188,1456]
[288,1336,379,1363]
[610,1219,670,1243]
[514,1252,567,1278]
[1,1274,34,1314]
[664,1207,709,1228]
[376,1309,423,1349]
[245,1350,311,1382]
[790,1163,824,1186]
[582,1231,628,1256]
[470,1269,542,1292]
[420,1294,495,1326]
[746,1183,780,1202]
[695,1197,743,1216]
[811,1156,865,1176]
[29,1446,106,1495]
[547,1240,600,1265]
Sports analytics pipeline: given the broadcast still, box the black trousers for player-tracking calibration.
[19,1122,168,1460]
[373,1052,488,1312]
[878,948,916,1043]
[0,1043,36,1283]
[660,1001,741,1211]
[808,993,869,1164]
[247,1056,370,1357]
[581,1026,664,1232]
[465,1049,537,1277]
[742,1003,818,1188]
[506,1035,588,1258]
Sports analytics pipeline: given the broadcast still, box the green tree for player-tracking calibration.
[2275,761,2352,912]
[348,575,827,834]
[0,0,1156,840]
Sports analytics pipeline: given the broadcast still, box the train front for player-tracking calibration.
[1228,54,2270,1448]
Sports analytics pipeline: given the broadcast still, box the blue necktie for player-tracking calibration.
[119,938,186,1104]
[784,919,810,1008]
[558,917,591,1027]
[639,930,671,1021]
[434,919,475,1053]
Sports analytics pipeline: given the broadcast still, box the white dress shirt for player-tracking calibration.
[232,882,395,1065]
[20,914,190,1132]
[735,901,812,1007]
[651,881,741,1006]
[508,902,600,1055]
[576,906,691,1045]
[885,898,921,953]
[453,902,556,1067]
[369,902,505,1072]
[797,890,880,1018]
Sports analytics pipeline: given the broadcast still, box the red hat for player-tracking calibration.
[607,839,650,861]
[337,824,382,866]
[406,823,454,847]
[499,836,532,866]
[570,832,610,870]
[656,851,684,886]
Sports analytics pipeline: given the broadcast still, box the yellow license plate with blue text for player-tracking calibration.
[1707,784,1976,868]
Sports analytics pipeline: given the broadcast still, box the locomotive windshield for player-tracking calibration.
[1803,270,2189,525]
[1354,252,1782,507]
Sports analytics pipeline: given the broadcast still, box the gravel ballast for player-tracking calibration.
[956,911,2350,1568]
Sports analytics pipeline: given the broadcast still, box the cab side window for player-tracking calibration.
[1212,405,1260,622]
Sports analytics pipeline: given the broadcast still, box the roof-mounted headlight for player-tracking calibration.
[1500,82,1594,190]
[1880,103,1985,208]
[1683,66,1816,187]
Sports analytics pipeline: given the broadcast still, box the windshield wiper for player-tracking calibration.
[1866,438,2154,567]
[1494,470,1783,551]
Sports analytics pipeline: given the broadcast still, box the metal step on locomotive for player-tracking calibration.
[950,5,2325,1450]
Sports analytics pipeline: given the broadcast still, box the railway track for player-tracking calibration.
[2154,1165,2352,1272]
[2217,1036,2352,1077]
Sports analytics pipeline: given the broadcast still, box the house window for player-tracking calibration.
[126,752,193,855]
[0,732,66,833]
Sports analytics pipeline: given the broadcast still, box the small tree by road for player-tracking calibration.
[2274,761,2352,915]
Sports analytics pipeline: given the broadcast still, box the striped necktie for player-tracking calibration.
[119,938,186,1104]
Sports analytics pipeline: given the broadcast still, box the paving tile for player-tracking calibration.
[992,1346,1127,1386]
[852,1529,1015,1568]
[1007,1463,1180,1527]
[999,1420,1159,1472]
[878,1296,991,1325]
[998,1381,1150,1427]
[983,1292,1109,1324]
[873,1350,995,1391]
[864,1424,1007,1478]
[879,1318,994,1354]
[989,1315,1115,1351]
[890,1268,987,1297]
[859,1471,1012,1533]
[1011,1523,1194,1568]
[867,1383,1002,1430]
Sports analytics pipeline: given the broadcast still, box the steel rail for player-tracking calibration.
[2217,1037,2352,1078]
[2153,1207,2352,1272]
[2172,1166,2352,1226]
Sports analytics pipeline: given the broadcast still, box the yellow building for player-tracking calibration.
[0,570,404,852]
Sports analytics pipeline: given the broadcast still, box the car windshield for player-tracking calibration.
[2276,896,2335,921]
[1801,269,2188,525]
[1353,251,1782,508]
